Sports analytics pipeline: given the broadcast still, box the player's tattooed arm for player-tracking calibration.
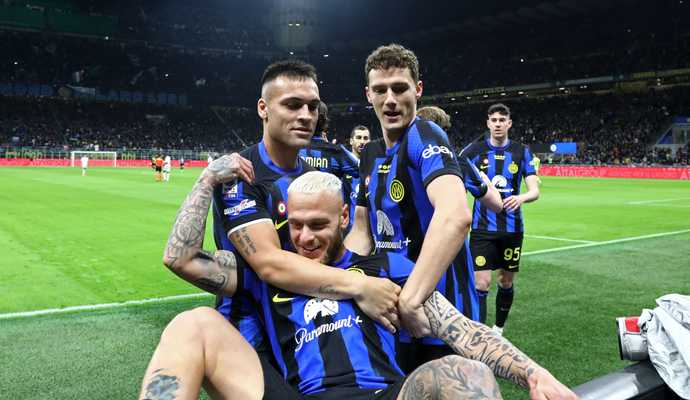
[422,291,536,388]
[162,159,243,296]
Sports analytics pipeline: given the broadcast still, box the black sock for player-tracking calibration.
[495,285,514,328]
[477,289,489,324]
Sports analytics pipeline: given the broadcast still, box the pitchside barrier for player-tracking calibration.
[540,165,690,180]
[2,159,689,178]
[0,158,208,167]
[573,361,681,400]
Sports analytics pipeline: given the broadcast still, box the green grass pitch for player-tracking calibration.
[1,166,689,399]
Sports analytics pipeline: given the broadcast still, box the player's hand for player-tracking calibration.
[354,276,401,333]
[397,291,431,338]
[528,367,578,400]
[203,153,255,186]
[503,195,524,212]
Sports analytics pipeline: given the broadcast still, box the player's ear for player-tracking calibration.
[506,118,513,129]
[365,86,373,104]
[415,80,423,99]
[340,204,349,229]
[257,98,268,120]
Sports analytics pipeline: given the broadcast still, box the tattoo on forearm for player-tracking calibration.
[400,356,502,400]
[423,291,536,388]
[229,227,257,257]
[143,369,180,400]
[162,174,239,295]
[163,177,214,267]
[316,284,341,298]
[184,250,237,295]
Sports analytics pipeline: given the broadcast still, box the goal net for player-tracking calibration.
[70,151,118,167]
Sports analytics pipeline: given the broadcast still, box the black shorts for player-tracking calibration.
[303,379,405,400]
[470,230,524,272]
[258,350,303,400]
[396,341,454,374]
[259,349,404,400]
[155,166,162,172]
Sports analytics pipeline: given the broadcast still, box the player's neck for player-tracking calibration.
[490,135,509,147]
[263,139,300,170]
[382,128,403,149]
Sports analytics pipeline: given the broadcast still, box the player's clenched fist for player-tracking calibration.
[203,153,255,185]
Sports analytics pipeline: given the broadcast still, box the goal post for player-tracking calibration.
[70,151,118,167]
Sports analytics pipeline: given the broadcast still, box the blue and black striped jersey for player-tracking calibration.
[212,141,314,348]
[237,250,412,397]
[460,139,536,233]
[342,172,361,232]
[299,136,359,179]
[356,117,480,333]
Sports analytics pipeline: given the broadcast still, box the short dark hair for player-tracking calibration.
[417,106,451,131]
[365,44,419,83]
[261,60,317,88]
[350,125,369,138]
[315,101,330,133]
[487,103,511,117]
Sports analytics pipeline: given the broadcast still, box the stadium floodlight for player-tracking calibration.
[70,151,117,167]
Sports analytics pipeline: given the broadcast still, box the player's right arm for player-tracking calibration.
[165,154,400,332]
[163,154,253,297]
[421,291,577,399]
[228,221,399,331]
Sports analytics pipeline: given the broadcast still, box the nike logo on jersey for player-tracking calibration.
[274,219,288,230]
[272,293,296,303]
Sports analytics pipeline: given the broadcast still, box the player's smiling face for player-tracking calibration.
[259,76,320,150]
[287,191,349,265]
[366,67,422,138]
[487,112,512,142]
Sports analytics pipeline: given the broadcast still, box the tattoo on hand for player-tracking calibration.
[423,291,535,388]
[205,155,240,185]
[143,369,180,400]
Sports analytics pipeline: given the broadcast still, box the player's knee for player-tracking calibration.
[497,274,514,288]
[160,308,206,346]
[408,356,500,399]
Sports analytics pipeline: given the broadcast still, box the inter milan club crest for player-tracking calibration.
[389,179,405,202]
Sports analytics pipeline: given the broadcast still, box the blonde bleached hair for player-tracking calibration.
[287,171,343,199]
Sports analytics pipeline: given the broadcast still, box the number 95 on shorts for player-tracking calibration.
[469,231,524,272]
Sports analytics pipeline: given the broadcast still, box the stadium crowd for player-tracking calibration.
[2,7,689,106]
[2,87,689,165]
[1,0,689,165]
[0,96,255,153]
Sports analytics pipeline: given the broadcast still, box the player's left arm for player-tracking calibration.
[422,291,577,399]
[398,173,471,337]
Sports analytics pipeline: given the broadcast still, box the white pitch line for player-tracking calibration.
[4,228,690,320]
[627,198,690,205]
[525,234,596,244]
[0,292,211,320]
[523,228,690,257]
